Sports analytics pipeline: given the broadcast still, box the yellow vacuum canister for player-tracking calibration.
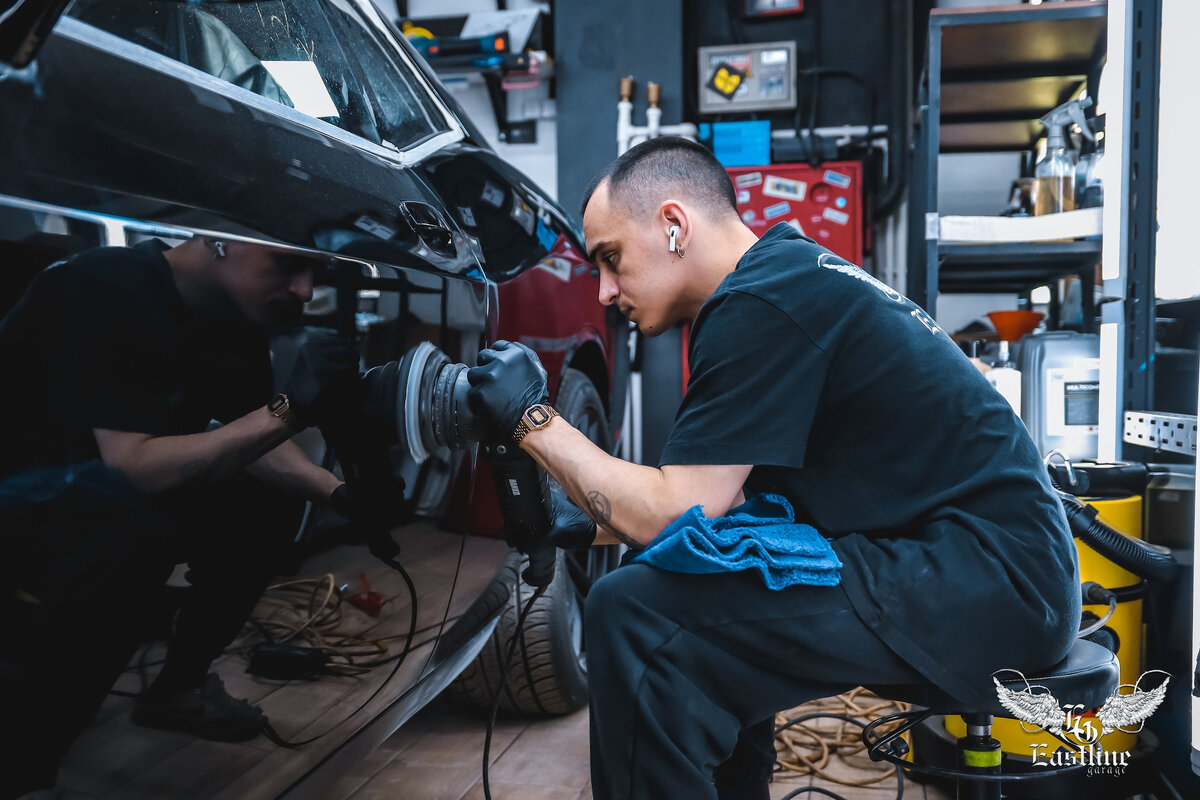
[946,494,1144,758]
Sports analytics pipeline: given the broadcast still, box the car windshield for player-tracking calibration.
[67,0,450,151]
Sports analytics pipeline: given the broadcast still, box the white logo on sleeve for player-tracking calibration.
[817,253,943,336]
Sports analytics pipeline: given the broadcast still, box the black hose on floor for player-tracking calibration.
[482,584,547,800]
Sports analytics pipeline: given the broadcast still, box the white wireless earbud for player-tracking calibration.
[668,225,680,253]
[213,241,227,258]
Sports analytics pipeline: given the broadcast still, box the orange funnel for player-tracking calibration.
[987,310,1044,342]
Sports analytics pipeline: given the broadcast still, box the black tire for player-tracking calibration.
[448,368,620,715]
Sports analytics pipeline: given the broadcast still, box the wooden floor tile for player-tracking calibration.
[100,739,265,800]
[349,762,481,800]
[318,774,372,800]
[459,782,583,800]
[484,711,591,789]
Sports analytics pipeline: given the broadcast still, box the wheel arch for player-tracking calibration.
[563,337,610,413]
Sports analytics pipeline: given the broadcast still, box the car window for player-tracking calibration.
[67,0,449,151]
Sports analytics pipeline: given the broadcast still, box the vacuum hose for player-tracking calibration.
[1081,624,1121,655]
[1058,492,1178,583]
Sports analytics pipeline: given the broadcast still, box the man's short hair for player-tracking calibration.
[581,137,738,220]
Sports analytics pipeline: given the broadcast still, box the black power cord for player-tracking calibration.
[782,789,862,800]
[482,581,548,800]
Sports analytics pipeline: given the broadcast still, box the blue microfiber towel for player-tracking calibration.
[627,493,842,590]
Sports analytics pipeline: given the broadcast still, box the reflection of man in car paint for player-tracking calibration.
[0,236,361,798]
[465,138,1079,800]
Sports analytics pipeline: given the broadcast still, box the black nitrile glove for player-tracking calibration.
[466,340,549,443]
[284,329,361,427]
[328,482,359,521]
[328,482,404,560]
[523,487,597,553]
[328,481,408,530]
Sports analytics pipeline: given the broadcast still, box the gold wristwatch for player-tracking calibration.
[512,403,558,445]
[268,393,303,430]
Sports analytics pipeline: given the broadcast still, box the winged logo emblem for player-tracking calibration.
[992,676,1066,732]
[1095,673,1170,735]
[993,670,1169,738]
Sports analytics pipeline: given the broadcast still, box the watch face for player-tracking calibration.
[269,394,287,413]
[526,405,552,426]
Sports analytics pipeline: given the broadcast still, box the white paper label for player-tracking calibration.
[764,201,791,220]
[823,170,852,188]
[822,208,850,225]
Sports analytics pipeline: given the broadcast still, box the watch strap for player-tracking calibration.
[269,393,303,430]
[512,403,558,445]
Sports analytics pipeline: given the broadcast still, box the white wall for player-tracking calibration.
[442,73,559,200]
[372,0,401,19]
[937,152,1024,216]
[937,293,1022,336]
[1154,0,1200,301]
[936,0,1020,7]
[406,0,506,16]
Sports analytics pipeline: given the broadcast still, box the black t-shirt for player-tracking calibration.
[0,240,272,479]
[660,224,1080,700]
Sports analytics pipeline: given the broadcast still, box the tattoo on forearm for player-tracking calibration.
[608,529,639,548]
[585,491,611,524]
[585,490,638,547]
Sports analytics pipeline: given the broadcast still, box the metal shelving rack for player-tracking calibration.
[907,0,1108,320]
[1118,0,1162,422]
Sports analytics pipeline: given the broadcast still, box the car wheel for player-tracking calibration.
[449,367,620,715]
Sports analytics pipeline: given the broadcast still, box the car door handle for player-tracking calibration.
[399,201,456,257]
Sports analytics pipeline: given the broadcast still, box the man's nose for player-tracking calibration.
[291,270,315,303]
[598,270,618,307]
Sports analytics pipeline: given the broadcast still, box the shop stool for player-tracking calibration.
[862,638,1120,800]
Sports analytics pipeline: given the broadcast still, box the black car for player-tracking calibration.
[0,1,624,796]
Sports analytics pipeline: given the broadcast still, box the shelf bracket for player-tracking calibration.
[1124,411,1197,456]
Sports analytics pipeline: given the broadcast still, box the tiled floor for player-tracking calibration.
[333,695,592,800]
[331,695,953,800]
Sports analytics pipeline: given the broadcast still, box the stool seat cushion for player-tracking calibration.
[871,639,1120,717]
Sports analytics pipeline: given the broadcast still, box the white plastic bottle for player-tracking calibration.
[987,340,1022,416]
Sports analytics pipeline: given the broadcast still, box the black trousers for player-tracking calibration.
[0,462,301,798]
[584,563,926,800]
[154,477,304,690]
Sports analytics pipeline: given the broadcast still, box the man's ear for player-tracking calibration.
[200,237,226,259]
[660,201,689,255]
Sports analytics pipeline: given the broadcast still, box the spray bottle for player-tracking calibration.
[1035,97,1094,216]
[1077,115,1105,209]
